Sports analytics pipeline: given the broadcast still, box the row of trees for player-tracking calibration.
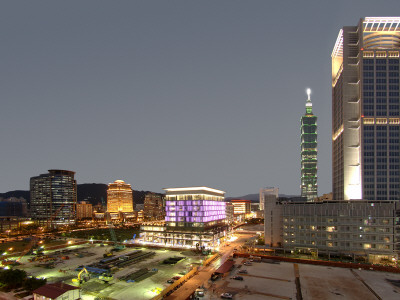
[0,269,46,292]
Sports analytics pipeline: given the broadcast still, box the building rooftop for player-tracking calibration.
[163,186,225,195]
[33,282,79,299]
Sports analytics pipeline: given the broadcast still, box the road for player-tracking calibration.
[165,233,253,300]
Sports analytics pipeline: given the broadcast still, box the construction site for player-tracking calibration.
[1,239,208,300]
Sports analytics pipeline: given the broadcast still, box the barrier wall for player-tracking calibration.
[203,253,219,266]
[233,252,400,273]
[152,266,198,300]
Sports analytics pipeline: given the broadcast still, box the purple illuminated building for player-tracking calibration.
[140,186,228,249]
[164,187,226,229]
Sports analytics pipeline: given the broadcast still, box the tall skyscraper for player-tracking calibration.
[30,169,77,227]
[107,180,134,212]
[332,17,400,200]
[301,88,318,201]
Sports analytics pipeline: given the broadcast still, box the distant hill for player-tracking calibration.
[0,183,163,207]
[0,190,30,201]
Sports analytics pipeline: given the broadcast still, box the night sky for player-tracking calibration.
[2,1,400,197]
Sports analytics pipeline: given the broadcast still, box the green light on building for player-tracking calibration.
[301,89,318,201]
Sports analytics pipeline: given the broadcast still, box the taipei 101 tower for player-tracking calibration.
[301,89,318,201]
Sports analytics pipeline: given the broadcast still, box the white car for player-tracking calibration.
[221,293,233,299]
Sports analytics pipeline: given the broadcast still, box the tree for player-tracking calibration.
[0,269,27,290]
[23,277,46,292]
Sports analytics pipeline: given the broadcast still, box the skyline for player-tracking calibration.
[2,1,400,197]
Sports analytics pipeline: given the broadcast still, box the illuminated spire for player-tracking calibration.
[305,88,313,114]
[301,87,318,201]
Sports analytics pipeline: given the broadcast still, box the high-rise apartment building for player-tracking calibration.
[301,89,318,201]
[332,17,400,200]
[107,180,133,212]
[144,192,165,220]
[30,169,77,227]
[76,201,93,220]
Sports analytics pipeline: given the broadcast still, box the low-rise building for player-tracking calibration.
[231,199,252,222]
[33,282,80,300]
[264,194,400,263]
[0,197,28,217]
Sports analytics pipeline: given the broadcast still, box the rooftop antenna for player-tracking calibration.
[306,88,311,100]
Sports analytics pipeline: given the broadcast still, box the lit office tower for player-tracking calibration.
[332,17,400,200]
[301,89,318,201]
[107,180,134,212]
[30,169,77,227]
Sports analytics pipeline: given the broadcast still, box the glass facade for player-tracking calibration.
[301,94,318,201]
[362,57,400,200]
[30,169,77,227]
[332,17,400,200]
[164,187,226,230]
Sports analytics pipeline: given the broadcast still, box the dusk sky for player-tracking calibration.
[2,1,400,197]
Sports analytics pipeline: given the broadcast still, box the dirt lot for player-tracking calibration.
[204,258,400,300]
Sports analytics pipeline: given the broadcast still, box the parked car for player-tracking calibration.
[179,271,187,275]
[167,279,174,284]
[243,262,252,266]
[195,288,205,297]
[221,293,233,299]
[238,270,248,274]
[211,274,220,281]
[172,276,181,280]
[230,276,244,281]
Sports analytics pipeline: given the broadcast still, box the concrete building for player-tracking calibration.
[107,180,133,213]
[140,187,228,250]
[30,169,77,227]
[76,201,93,220]
[144,192,165,220]
[259,187,279,211]
[301,88,318,201]
[225,202,234,225]
[264,194,400,263]
[332,17,400,200]
[263,188,281,247]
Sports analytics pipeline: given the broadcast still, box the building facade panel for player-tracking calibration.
[332,17,400,200]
